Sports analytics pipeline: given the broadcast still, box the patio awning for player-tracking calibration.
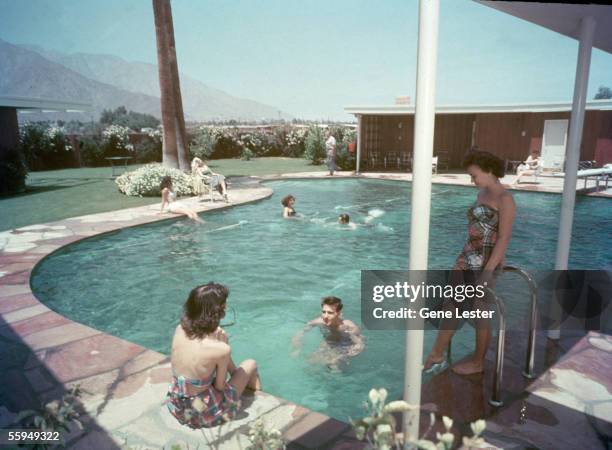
[0,96,92,112]
[476,1,612,55]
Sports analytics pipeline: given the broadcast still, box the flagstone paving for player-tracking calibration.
[0,172,610,449]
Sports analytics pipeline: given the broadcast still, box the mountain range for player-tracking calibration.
[0,38,291,122]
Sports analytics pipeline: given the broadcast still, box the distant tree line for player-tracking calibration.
[100,106,160,130]
[594,86,612,100]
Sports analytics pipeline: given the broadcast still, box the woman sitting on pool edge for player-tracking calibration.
[166,282,261,428]
[281,194,297,218]
[160,176,203,222]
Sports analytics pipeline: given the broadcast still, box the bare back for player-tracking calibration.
[170,325,229,381]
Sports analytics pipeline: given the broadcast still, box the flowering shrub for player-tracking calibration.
[246,419,284,450]
[190,126,219,160]
[19,123,76,170]
[353,388,487,450]
[212,127,242,159]
[145,126,163,142]
[103,124,134,156]
[284,127,307,157]
[115,164,195,197]
[303,126,326,164]
[238,130,278,156]
[45,126,72,152]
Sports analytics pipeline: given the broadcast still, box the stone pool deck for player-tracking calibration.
[1,172,610,449]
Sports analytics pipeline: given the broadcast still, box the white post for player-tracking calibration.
[356,114,362,174]
[403,0,439,441]
[549,16,595,340]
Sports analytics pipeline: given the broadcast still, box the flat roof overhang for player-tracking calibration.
[345,99,612,116]
[476,1,612,55]
[0,96,92,112]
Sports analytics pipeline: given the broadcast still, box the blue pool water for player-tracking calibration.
[31,179,612,421]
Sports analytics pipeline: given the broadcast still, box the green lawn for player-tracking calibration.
[0,157,324,231]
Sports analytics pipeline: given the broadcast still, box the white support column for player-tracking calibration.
[356,114,362,174]
[403,0,439,441]
[555,16,595,270]
[549,16,595,340]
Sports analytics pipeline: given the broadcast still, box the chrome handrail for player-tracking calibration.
[487,285,506,407]
[445,266,538,407]
[502,266,538,379]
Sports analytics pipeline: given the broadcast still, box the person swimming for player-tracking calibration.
[281,194,297,218]
[291,296,364,369]
[338,213,357,230]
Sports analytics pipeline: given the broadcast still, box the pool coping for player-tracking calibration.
[0,170,610,449]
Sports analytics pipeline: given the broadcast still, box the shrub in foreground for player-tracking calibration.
[0,147,28,195]
[115,164,194,197]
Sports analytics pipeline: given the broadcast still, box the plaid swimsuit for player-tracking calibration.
[454,203,499,270]
[166,370,240,428]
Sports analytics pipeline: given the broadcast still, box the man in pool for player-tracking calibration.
[291,296,365,369]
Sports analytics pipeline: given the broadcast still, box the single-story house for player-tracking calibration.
[345,99,612,171]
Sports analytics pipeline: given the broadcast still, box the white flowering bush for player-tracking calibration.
[246,419,284,450]
[19,123,76,170]
[103,124,134,153]
[145,126,163,143]
[353,388,487,450]
[190,126,219,160]
[239,130,272,156]
[283,127,307,157]
[287,128,306,147]
[45,126,72,152]
[115,164,195,197]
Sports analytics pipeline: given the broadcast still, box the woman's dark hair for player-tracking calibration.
[181,283,228,339]
[281,194,295,207]
[160,176,173,191]
[462,149,505,178]
[321,296,343,312]
[339,213,350,224]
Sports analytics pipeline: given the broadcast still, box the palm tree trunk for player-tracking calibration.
[153,0,189,170]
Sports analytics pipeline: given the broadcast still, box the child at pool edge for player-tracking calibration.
[291,296,365,359]
[281,194,297,218]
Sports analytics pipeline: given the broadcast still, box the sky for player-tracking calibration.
[1,0,612,120]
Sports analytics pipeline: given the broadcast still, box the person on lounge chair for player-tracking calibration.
[513,150,541,184]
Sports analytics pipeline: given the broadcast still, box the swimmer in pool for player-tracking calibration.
[338,213,357,229]
[281,195,297,218]
[291,296,364,368]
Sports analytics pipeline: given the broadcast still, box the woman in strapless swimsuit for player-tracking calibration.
[424,150,516,375]
[166,283,261,428]
[281,194,297,218]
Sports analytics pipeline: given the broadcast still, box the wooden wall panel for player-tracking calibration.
[360,110,612,170]
[433,114,475,167]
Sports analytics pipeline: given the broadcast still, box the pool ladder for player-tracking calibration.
[447,265,538,407]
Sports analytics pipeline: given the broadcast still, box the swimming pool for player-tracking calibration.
[30,179,612,421]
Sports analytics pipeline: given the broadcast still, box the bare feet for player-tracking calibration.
[423,351,445,371]
[451,357,484,375]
